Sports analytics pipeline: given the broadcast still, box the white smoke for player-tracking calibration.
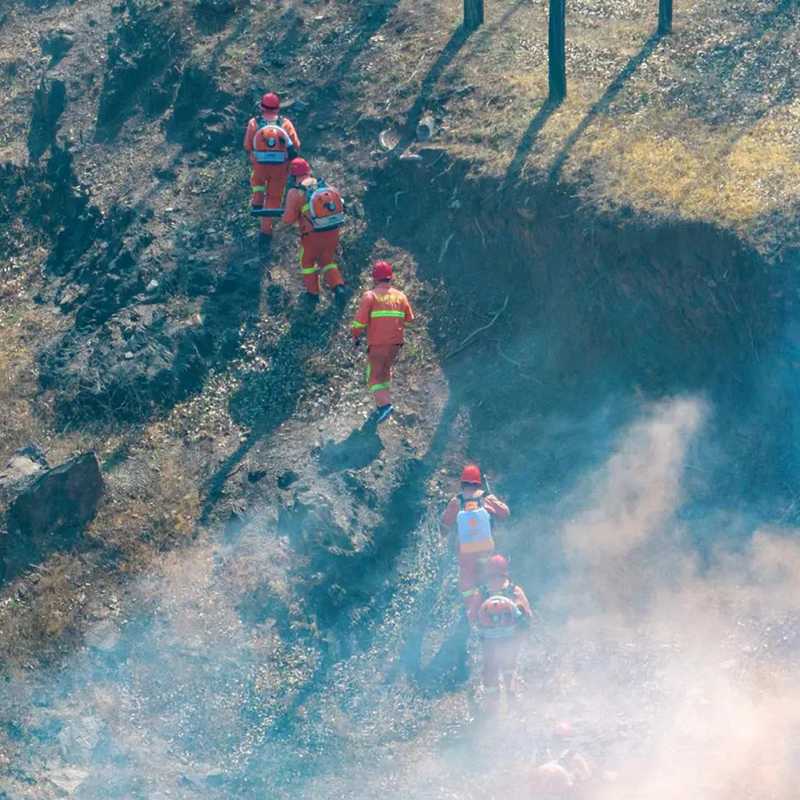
[547,397,800,800]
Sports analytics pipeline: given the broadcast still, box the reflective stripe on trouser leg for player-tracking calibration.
[321,262,344,290]
[369,382,391,394]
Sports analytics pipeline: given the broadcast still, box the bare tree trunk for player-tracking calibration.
[548,0,566,103]
[464,0,484,30]
[658,0,673,35]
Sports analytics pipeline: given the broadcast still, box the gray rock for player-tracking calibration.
[0,444,49,504]
[85,619,121,652]
[48,766,89,794]
[1,452,104,584]
[57,716,103,762]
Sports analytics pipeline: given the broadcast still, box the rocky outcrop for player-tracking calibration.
[166,63,238,153]
[27,77,67,162]
[0,449,104,583]
[95,0,182,140]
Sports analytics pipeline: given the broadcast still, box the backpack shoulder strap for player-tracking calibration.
[459,491,485,509]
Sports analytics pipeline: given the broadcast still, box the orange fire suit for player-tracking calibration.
[243,115,300,233]
[352,285,414,408]
[440,488,510,603]
[532,750,591,797]
[281,179,344,295]
[469,579,532,708]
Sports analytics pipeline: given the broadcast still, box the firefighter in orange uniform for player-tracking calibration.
[243,92,301,256]
[440,464,510,606]
[351,261,414,423]
[466,554,532,709]
[281,158,346,305]
[531,722,592,797]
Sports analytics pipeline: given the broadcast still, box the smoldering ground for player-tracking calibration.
[3,396,800,800]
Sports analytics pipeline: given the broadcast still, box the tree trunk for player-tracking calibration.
[548,0,566,103]
[658,0,673,35]
[464,0,484,30]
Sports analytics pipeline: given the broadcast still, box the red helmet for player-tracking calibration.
[260,92,280,111]
[289,158,310,177]
[478,595,517,630]
[372,261,392,281]
[485,554,509,579]
[553,721,574,740]
[461,464,482,485]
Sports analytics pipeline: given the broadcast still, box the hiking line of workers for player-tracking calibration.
[441,464,593,797]
[244,92,413,424]
[246,93,592,796]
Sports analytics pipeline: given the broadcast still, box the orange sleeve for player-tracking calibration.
[484,494,510,521]
[440,496,459,533]
[352,292,372,338]
[283,118,301,150]
[466,590,484,624]
[513,586,533,619]
[281,188,302,226]
[403,294,414,323]
[244,118,256,152]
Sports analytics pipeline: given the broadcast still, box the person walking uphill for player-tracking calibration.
[467,554,532,710]
[281,158,346,305]
[352,261,414,424]
[243,92,301,258]
[440,464,510,606]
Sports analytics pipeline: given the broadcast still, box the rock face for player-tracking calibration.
[0,450,104,583]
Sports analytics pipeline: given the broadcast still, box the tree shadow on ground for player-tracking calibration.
[303,0,404,116]
[503,100,558,186]
[394,25,474,151]
[395,0,533,153]
[665,0,797,130]
[547,32,663,184]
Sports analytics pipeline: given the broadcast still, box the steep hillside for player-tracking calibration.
[0,0,798,798]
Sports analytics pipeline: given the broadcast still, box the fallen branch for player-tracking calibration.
[475,216,487,249]
[438,233,454,264]
[446,294,509,360]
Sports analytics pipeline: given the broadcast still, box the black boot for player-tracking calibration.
[334,284,347,306]
[302,292,319,307]
[258,233,273,260]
